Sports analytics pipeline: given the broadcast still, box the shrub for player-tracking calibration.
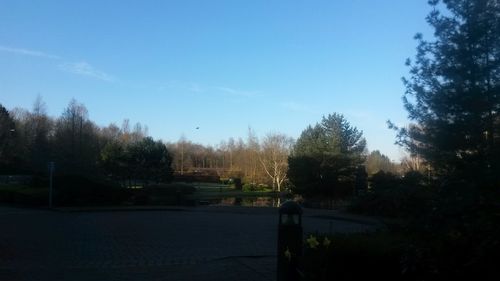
[54,174,130,206]
[350,171,432,218]
[299,232,403,280]
[131,183,196,205]
[0,186,48,206]
[298,229,500,281]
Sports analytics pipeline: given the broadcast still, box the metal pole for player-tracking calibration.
[49,162,54,208]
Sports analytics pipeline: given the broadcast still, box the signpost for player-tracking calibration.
[48,162,55,208]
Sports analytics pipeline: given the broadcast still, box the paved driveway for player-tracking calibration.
[0,206,379,281]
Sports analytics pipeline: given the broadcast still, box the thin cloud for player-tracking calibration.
[344,110,373,119]
[188,83,204,93]
[0,45,116,82]
[281,101,314,113]
[217,86,259,97]
[59,61,115,82]
[154,81,205,94]
[0,45,61,59]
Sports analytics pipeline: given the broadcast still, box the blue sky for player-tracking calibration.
[0,0,434,161]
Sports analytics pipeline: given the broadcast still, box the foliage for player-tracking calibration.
[299,232,403,281]
[350,171,432,218]
[53,174,130,206]
[100,141,128,182]
[100,137,174,187]
[365,150,398,175]
[299,229,500,281]
[354,165,368,195]
[0,104,18,173]
[387,2,500,277]
[166,128,294,188]
[288,113,366,198]
[129,183,197,205]
[53,99,101,175]
[128,137,174,185]
[392,0,500,184]
[0,185,48,206]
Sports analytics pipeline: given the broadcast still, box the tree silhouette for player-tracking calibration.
[365,150,397,175]
[259,133,294,191]
[0,103,17,172]
[289,113,366,198]
[393,0,500,185]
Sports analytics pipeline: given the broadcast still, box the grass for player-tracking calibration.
[189,182,231,189]
[193,186,276,198]
[171,181,277,199]
[0,181,278,207]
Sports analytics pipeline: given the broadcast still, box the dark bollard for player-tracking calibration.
[277,200,303,281]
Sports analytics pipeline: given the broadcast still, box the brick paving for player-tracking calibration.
[0,206,380,281]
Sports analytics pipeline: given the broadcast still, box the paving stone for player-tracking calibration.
[0,206,379,280]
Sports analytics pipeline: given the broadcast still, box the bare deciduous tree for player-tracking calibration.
[259,133,294,191]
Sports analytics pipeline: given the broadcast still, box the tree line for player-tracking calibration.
[166,130,294,191]
[1,96,404,192]
[0,97,173,186]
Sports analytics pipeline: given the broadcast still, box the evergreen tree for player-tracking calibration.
[393,0,500,185]
[391,2,500,274]
[289,113,366,198]
[0,104,17,172]
[127,137,173,185]
[365,150,396,175]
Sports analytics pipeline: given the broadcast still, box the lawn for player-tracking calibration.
[182,181,277,199]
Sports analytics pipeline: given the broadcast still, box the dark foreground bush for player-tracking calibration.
[350,171,432,218]
[346,176,500,280]
[350,184,433,218]
[299,229,500,281]
[299,232,403,280]
[0,185,48,206]
[129,183,196,205]
[54,175,130,206]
